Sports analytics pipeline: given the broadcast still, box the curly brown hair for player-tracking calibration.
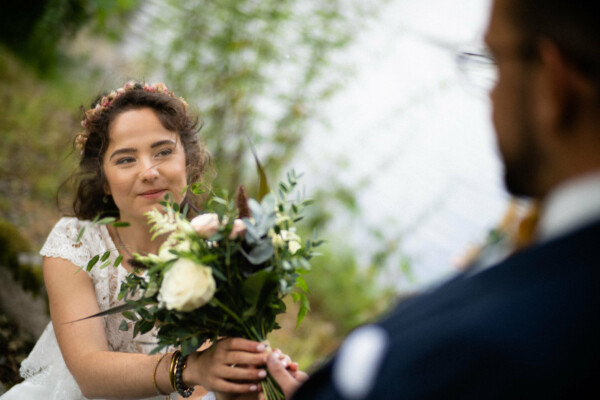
[70,82,212,220]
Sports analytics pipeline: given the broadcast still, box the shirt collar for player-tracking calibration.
[537,171,600,242]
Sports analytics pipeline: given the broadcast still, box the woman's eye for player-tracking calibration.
[156,148,173,157]
[116,157,135,165]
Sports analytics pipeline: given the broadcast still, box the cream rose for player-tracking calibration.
[158,258,216,312]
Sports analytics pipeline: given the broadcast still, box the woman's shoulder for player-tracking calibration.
[40,217,111,269]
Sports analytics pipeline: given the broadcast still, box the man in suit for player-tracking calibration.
[265,0,600,398]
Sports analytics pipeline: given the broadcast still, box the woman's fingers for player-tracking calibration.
[217,364,267,381]
[221,338,267,353]
[208,378,262,394]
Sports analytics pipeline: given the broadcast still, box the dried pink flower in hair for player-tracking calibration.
[75,81,187,151]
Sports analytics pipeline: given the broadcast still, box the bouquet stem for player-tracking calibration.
[261,374,285,400]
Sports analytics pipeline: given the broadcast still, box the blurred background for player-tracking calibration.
[0,0,506,390]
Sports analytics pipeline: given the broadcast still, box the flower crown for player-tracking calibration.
[75,81,189,151]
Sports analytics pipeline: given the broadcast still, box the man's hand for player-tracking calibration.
[261,351,309,399]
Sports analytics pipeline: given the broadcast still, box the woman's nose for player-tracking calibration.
[140,163,159,182]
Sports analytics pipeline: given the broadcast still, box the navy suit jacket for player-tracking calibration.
[294,220,600,399]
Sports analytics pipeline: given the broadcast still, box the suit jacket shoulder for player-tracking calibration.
[295,220,600,400]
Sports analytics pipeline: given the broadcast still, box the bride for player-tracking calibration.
[1,81,277,400]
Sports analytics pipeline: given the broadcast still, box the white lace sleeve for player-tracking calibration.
[40,217,102,269]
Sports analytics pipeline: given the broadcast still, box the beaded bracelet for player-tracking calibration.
[169,351,180,392]
[174,352,195,398]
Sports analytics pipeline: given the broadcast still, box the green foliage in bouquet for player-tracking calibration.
[104,171,319,359]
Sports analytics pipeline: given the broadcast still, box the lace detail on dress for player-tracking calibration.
[15,217,162,400]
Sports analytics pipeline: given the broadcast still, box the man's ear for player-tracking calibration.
[536,39,595,132]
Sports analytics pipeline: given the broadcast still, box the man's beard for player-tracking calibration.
[501,84,545,198]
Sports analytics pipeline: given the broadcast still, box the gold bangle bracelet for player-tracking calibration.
[169,351,181,392]
[153,352,170,395]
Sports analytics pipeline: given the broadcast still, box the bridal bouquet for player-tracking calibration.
[87,170,318,400]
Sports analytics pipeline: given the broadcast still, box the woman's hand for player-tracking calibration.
[184,338,268,393]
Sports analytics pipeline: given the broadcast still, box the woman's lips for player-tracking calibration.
[139,189,167,200]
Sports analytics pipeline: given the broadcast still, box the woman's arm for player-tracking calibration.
[45,256,267,398]
[45,255,176,398]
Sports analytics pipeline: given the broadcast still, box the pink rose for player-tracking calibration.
[190,213,246,239]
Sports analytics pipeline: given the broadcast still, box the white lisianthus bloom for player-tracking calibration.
[272,229,302,255]
[141,272,159,297]
[276,213,290,225]
[283,230,302,255]
[288,239,302,255]
[158,258,216,312]
[157,242,178,262]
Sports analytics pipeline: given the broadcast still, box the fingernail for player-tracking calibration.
[250,385,258,392]
[257,344,266,352]
[282,359,289,367]
[258,370,267,378]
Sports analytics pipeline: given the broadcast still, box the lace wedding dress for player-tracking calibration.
[1,217,170,400]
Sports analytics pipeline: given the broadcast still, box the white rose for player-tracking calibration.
[158,258,216,312]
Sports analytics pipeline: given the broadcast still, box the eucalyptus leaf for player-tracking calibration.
[242,240,274,265]
[122,311,138,321]
[243,222,261,244]
[295,276,309,293]
[296,292,311,328]
[211,267,227,281]
[119,320,129,331]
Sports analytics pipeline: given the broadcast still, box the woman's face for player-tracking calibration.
[102,107,188,223]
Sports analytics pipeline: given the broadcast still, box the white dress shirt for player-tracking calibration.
[537,170,600,243]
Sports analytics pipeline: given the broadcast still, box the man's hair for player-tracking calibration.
[508,1,600,90]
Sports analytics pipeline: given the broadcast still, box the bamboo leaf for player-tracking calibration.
[100,251,111,262]
[112,221,131,228]
[76,226,85,243]
[65,302,136,324]
[113,254,123,267]
[86,255,100,272]
[246,134,270,201]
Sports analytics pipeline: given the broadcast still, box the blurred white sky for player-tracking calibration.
[291,0,510,289]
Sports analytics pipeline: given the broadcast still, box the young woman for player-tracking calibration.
[2,82,272,400]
